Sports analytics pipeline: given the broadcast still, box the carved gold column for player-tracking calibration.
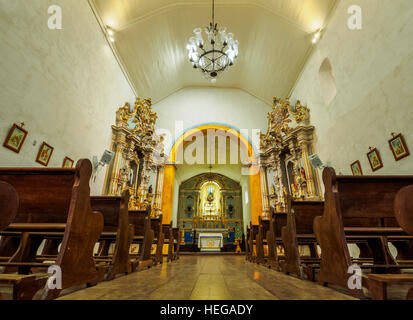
[259,164,270,219]
[108,141,126,196]
[295,127,317,198]
[273,151,285,211]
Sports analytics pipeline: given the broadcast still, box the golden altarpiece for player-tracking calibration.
[259,97,322,216]
[102,98,166,217]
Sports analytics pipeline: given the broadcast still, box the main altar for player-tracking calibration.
[177,173,243,252]
[196,229,227,252]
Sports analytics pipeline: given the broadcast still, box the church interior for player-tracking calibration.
[0,0,412,302]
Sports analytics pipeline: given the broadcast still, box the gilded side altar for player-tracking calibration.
[259,97,322,215]
[102,97,166,217]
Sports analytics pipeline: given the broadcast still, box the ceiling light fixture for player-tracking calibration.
[312,29,322,44]
[106,26,115,42]
[107,27,114,36]
[186,0,239,82]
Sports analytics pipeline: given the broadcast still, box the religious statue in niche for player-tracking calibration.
[207,186,215,202]
[294,167,308,199]
[127,165,134,187]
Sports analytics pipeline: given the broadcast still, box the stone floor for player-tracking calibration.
[58,255,357,300]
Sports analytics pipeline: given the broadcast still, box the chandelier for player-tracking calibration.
[186,0,239,82]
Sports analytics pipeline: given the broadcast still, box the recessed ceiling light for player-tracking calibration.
[107,26,114,36]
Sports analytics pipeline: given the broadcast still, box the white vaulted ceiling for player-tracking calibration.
[90,0,338,104]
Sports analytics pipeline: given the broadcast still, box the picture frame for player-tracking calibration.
[388,133,410,161]
[62,157,74,168]
[367,147,383,172]
[36,142,54,167]
[350,160,363,176]
[3,123,28,153]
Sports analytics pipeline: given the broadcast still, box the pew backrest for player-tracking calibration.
[91,196,122,232]
[0,181,18,230]
[324,167,413,227]
[394,185,413,236]
[0,167,79,223]
[291,200,324,234]
[129,209,150,236]
[272,211,287,238]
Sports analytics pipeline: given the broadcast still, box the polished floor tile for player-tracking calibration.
[58,256,357,300]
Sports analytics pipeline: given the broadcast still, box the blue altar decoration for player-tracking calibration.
[184,231,192,243]
[227,232,235,243]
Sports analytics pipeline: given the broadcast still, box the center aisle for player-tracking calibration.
[58,256,356,300]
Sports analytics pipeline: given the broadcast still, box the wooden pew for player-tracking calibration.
[280,197,323,280]
[248,223,259,263]
[162,222,174,262]
[255,216,270,265]
[0,160,104,300]
[0,182,49,300]
[90,190,134,280]
[128,206,154,271]
[245,225,250,261]
[151,214,164,265]
[265,210,287,269]
[368,185,413,300]
[172,227,181,260]
[314,167,413,297]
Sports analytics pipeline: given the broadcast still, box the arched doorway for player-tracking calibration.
[161,123,263,232]
[177,173,243,252]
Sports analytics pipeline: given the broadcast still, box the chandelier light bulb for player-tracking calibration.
[186,0,239,81]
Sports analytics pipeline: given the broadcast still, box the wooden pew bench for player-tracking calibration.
[314,167,413,297]
[263,211,287,270]
[162,222,175,262]
[0,181,49,300]
[255,217,270,265]
[0,160,103,299]
[247,223,258,263]
[172,227,181,261]
[128,207,154,271]
[90,190,134,280]
[280,198,323,280]
[367,185,413,300]
[151,215,164,265]
[0,160,104,300]
[245,225,250,261]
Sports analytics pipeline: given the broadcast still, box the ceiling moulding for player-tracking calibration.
[96,1,317,34]
[87,0,139,97]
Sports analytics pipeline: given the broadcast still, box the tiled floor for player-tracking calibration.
[58,255,357,300]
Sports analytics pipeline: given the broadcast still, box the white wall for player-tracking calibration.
[153,87,271,154]
[290,0,413,176]
[0,1,135,194]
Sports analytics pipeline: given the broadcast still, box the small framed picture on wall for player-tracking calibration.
[3,123,28,153]
[62,157,74,168]
[350,160,363,176]
[367,147,383,172]
[36,142,54,167]
[388,133,410,161]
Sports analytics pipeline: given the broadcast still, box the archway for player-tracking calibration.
[161,124,263,230]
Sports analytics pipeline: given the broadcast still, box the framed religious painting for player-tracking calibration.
[3,123,28,153]
[62,156,74,168]
[388,133,410,161]
[350,160,363,176]
[366,147,383,172]
[36,142,54,167]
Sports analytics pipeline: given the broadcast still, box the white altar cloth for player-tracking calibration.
[198,232,224,252]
